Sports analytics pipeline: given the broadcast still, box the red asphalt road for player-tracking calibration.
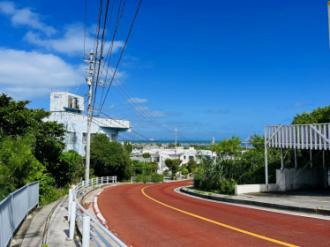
[98,181,330,247]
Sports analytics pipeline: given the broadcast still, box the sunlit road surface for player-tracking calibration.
[98,181,330,247]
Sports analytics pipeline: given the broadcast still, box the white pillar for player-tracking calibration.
[264,131,269,186]
[69,201,76,240]
[82,214,90,247]
[68,189,72,222]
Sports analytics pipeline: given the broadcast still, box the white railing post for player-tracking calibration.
[82,214,90,247]
[69,201,76,240]
[68,189,72,222]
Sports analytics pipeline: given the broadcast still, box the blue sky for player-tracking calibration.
[0,0,329,141]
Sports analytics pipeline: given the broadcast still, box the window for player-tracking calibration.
[68,96,79,110]
[66,132,77,144]
[82,133,87,144]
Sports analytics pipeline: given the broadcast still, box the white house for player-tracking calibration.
[131,146,216,173]
[45,92,130,156]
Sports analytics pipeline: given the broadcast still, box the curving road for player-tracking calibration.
[98,181,330,247]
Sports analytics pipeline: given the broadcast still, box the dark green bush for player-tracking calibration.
[136,173,163,183]
[218,178,236,195]
[150,173,163,183]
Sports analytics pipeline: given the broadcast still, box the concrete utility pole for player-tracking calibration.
[85,50,95,183]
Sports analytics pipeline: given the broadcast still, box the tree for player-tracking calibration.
[142,152,151,159]
[48,150,84,187]
[187,158,197,173]
[91,134,131,180]
[0,94,65,173]
[292,106,330,124]
[165,159,180,179]
[211,137,241,158]
[0,135,45,199]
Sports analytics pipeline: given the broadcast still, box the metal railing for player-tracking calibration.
[68,177,127,247]
[0,182,39,247]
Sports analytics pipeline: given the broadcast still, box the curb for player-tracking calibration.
[180,186,330,216]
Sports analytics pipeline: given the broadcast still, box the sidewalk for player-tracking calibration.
[11,197,80,247]
[45,198,80,246]
[180,186,330,217]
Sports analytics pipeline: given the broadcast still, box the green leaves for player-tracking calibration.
[292,105,330,124]
[91,134,131,180]
[211,136,241,157]
[165,159,180,179]
[0,135,44,199]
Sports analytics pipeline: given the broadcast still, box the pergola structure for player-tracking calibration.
[264,123,330,186]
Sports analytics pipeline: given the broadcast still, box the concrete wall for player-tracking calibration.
[276,168,328,191]
[235,184,278,195]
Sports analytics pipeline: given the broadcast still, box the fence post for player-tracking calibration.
[69,201,76,240]
[82,214,90,247]
[68,189,72,222]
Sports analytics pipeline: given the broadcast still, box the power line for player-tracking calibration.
[98,0,143,114]
[83,0,88,57]
[92,0,111,118]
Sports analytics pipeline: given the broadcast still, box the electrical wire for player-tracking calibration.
[98,0,143,114]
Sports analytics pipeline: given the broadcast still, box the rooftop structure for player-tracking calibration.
[45,92,130,156]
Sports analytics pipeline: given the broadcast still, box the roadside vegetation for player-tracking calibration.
[130,152,163,183]
[193,105,330,195]
[194,135,279,195]
[0,94,84,204]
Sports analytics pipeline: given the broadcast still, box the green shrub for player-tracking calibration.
[150,173,163,183]
[39,174,67,205]
[218,178,236,195]
[136,173,163,183]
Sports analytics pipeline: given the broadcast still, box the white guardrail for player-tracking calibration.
[0,182,39,247]
[68,176,127,247]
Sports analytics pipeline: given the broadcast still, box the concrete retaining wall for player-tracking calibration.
[235,184,278,195]
[276,168,328,191]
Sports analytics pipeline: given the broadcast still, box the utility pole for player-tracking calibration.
[85,50,95,183]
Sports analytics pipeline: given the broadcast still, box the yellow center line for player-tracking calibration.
[141,186,298,247]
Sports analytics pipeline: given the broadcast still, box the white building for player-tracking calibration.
[45,92,130,156]
[131,146,216,173]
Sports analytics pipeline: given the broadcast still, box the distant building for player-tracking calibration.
[45,92,130,156]
[131,146,216,173]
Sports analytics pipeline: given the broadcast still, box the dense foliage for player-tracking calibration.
[0,94,84,203]
[91,133,131,180]
[194,159,236,195]
[165,158,180,179]
[131,159,163,183]
[292,106,330,124]
[194,135,280,194]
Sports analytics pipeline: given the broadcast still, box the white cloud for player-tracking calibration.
[25,24,124,56]
[128,97,148,104]
[0,48,84,97]
[0,1,56,36]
